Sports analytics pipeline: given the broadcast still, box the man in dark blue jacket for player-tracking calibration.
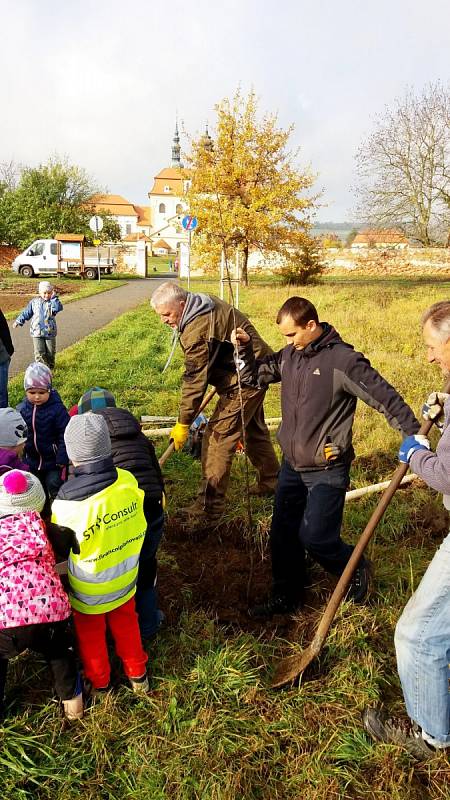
[233,296,420,617]
[0,308,14,408]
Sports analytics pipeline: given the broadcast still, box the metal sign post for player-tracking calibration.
[89,215,104,282]
[181,215,198,291]
[187,230,191,290]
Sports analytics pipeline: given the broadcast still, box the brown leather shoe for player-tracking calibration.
[176,503,223,527]
[248,484,276,497]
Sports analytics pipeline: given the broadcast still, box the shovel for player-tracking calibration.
[270,387,449,689]
[158,388,217,467]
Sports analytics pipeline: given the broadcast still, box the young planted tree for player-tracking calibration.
[185,90,317,285]
[355,83,450,245]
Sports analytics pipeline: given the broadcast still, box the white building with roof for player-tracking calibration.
[92,123,214,256]
[91,194,152,238]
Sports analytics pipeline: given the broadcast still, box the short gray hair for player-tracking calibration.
[422,301,450,342]
[150,282,188,309]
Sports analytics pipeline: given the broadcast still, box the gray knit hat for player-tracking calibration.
[0,408,28,447]
[0,470,46,519]
[64,412,111,465]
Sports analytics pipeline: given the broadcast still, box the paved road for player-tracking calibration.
[8,277,171,377]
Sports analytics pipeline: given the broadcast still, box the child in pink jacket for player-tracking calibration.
[0,469,82,720]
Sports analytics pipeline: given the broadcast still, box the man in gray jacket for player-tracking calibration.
[151,282,279,524]
[363,300,450,759]
[233,296,419,615]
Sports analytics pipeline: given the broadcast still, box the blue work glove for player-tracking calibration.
[398,434,431,463]
[190,413,208,432]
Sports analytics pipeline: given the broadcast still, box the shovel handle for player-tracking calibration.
[158,388,217,467]
[309,383,450,657]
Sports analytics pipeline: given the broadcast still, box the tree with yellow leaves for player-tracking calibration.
[184,89,318,286]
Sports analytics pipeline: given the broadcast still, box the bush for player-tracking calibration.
[279,238,325,285]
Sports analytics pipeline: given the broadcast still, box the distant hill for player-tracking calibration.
[313,221,364,231]
[311,222,365,242]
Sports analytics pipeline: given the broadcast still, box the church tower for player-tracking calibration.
[171,121,183,168]
[200,124,214,153]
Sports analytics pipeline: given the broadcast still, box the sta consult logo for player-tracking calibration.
[82,500,138,541]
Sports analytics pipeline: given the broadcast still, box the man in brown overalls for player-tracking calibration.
[151,282,279,524]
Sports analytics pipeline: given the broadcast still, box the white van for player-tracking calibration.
[12,239,115,279]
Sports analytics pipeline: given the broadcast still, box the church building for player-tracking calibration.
[91,123,213,255]
[146,122,189,254]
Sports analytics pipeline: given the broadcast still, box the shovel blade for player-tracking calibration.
[270,645,315,689]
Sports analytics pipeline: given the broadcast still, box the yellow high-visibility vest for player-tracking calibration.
[52,468,146,614]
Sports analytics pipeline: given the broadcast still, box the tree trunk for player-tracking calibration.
[241,244,249,286]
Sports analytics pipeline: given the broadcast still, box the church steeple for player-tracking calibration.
[171,121,183,168]
[200,123,214,153]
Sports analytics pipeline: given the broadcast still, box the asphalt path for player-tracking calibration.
[8,276,173,378]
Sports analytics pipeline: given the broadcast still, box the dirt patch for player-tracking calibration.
[160,519,275,630]
[0,278,70,313]
[1,292,35,313]
[159,518,336,641]
[0,246,19,267]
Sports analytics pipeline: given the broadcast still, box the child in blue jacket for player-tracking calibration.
[17,363,69,513]
[13,281,63,369]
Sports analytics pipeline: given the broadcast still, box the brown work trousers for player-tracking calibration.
[196,385,279,514]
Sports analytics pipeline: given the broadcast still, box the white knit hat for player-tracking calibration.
[0,470,46,519]
[38,281,53,294]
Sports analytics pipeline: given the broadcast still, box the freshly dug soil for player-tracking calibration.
[0,279,69,313]
[1,292,35,313]
[159,518,333,638]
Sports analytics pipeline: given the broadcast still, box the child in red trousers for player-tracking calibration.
[51,412,149,694]
[0,469,82,720]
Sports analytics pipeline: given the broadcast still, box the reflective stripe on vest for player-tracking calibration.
[51,468,146,614]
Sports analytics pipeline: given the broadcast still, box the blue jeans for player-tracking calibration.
[0,358,10,408]
[394,530,450,743]
[136,508,164,638]
[270,459,358,602]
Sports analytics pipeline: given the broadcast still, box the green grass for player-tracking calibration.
[3,276,450,799]
[147,255,174,274]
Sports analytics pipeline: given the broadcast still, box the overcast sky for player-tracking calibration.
[1,0,449,221]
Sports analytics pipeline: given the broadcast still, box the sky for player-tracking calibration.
[1,0,449,221]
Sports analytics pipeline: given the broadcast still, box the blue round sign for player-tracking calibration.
[182,215,198,231]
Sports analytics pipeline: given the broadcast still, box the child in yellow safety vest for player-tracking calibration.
[51,412,149,694]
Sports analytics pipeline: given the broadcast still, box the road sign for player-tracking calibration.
[181,215,198,231]
[89,215,104,233]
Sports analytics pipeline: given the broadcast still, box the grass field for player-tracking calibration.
[147,255,175,274]
[3,276,450,799]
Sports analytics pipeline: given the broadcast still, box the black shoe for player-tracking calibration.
[248,594,302,619]
[362,706,438,760]
[346,560,371,603]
